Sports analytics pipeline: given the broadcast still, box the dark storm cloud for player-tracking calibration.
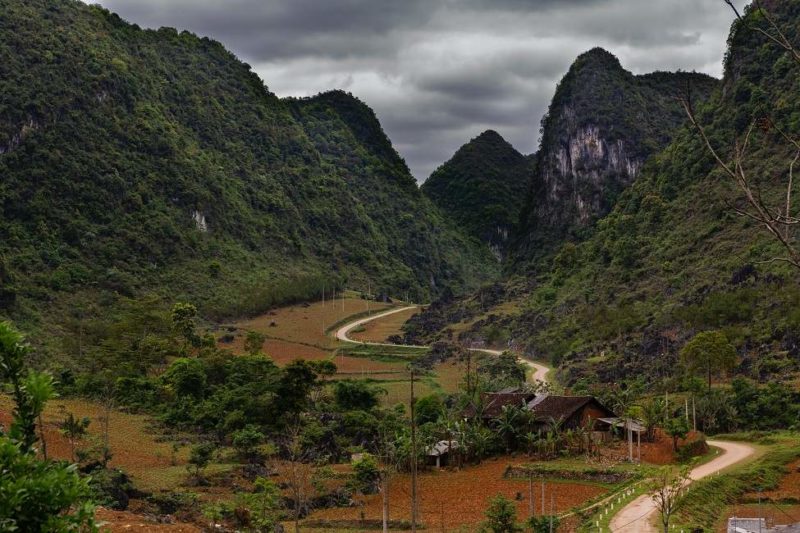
[88,0,748,181]
[98,0,431,59]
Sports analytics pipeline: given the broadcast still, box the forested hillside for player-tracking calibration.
[428,0,800,389]
[0,0,495,343]
[421,130,532,256]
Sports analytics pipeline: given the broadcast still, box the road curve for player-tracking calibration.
[609,439,756,532]
[335,305,551,385]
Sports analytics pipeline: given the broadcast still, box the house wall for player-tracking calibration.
[577,404,613,429]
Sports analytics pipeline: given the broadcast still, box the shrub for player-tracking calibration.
[0,437,96,531]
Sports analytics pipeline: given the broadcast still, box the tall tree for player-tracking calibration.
[0,321,53,453]
[680,331,737,390]
[0,322,96,531]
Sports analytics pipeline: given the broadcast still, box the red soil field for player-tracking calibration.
[0,397,181,483]
[749,458,800,501]
[308,456,606,531]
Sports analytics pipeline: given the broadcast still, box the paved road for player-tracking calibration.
[609,440,756,532]
[335,305,551,384]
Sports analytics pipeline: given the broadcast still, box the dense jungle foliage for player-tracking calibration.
[421,130,533,253]
[0,0,496,352]
[439,0,800,394]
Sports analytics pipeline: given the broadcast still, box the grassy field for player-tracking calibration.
[229,296,393,351]
[219,296,416,380]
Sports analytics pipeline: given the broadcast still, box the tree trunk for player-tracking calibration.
[37,414,47,461]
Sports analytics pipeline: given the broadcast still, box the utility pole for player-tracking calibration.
[685,398,690,424]
[410,367,418,533]
[541,482,545,515]
[637,428,641,463]
[628,419,633,462]
[692,396,697,432]
[465,347,473,398]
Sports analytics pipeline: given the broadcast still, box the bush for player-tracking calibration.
[481,494,522,533]
[232,425,265,463]
[677,437,709,463]
[334,380,380,411]
[0,437,97,531]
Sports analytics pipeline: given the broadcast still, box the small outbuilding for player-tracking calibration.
[425,440,459,468]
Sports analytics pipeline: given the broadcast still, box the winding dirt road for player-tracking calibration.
[609,439,756,532]
[335,305,551,384]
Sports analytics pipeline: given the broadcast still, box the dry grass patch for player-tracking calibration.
[432,360,467,393]
[350,307,418,343]
[234,298,391,349]
[0,396,188,492]
[96,508,201,532]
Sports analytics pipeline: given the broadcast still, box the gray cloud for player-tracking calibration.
[89,0,748,181]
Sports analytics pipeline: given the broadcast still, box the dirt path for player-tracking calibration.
[335,306,551,385]
[609,440,756,532]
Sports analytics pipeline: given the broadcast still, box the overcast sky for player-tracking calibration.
[88,0,748,181]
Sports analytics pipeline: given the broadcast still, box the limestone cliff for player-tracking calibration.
[516,48,717,260]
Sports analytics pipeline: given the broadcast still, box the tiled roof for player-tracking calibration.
[464,392,535,418]
[527,395,614,422]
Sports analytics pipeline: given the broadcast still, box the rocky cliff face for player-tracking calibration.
[516,48,717,260]
[544,120,641,225]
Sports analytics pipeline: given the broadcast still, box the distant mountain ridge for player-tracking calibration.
[426,48,717,265]
[421,130,532,257]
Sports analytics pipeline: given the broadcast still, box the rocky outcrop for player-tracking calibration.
[516,48,717,259]
[544,121,641,225]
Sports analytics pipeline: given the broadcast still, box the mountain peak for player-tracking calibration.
[573,47,624,71]
[474,129,505,142]
[422,130,531,253]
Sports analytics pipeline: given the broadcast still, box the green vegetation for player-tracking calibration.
[680,331,738,390]
[0,0,496,357]
[422,130,533,252]
[516,48,717,257]
[481,494,522,532]
[0,322,97,531]
[673,432,800,531]
[420,2,800,410]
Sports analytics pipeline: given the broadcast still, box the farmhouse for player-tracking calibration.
[464,390,616,432]
[527,395,616,430]
[425,440,459,468]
